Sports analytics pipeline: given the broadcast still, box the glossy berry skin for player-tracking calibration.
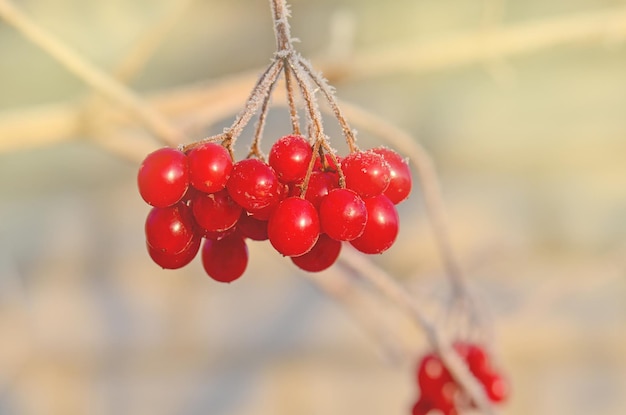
[319,188,367,241]
[417,353,459,411]
[269,135,313,183]
[341,150,391,198]
[372,147,412,204]
[249,183,288,221]
[268,197,320,257]
[147,236,200,269]
[349,195,398,254]
[191,189,242,232]
[138,147,189,207]
[227,158,281,211]
[482,372,509,403]
[187,142,233,193]
[291,233,341,272]
[237,212,268,241]
[145,203,196,255]
[202,234,249,283]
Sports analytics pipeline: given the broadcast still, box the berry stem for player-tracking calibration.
[298,138,323,198]
[270,0,294,53]
[320,140,346,188]
[227,59,284,145]
[283,63,302,135]
[287,60,325,142]
[298,56,359,153]
[249,66,281,160]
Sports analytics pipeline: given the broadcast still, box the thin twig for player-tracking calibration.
[338,247,496,415]
[4,6,626,153]
[249,70,280,160]
[283,64,301,135]
[0,0,186,147]
[298,56,358,152]
[113,0,195,83]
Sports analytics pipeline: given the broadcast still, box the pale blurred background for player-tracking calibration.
[0,0,625,414]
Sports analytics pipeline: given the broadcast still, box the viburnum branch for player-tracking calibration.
[338,247,496,415]
[334,99,486,333]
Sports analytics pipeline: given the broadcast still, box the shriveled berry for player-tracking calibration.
[341,150,391,198]
[319,188,367,241]
[372,147,412,204]
[147,235,200,269]
[268,197,320,256]
[138,147,189,207]
[349,195,398,254]
[187,142,233,193]
[291,233,341,272]
[202,234,248,283]
[227,158,280,211]
[269,134,313,183]
[145,203,196,255]
[191,189,242,232]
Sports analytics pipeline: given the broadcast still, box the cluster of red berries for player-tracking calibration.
[137,134,412,282]
[412,342,509,415]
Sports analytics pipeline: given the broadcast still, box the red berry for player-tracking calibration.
[349,195,398,254]
[187,142,233,193]
[191,189,242,233]
[249,183,288,221]
[291,233,341,272]
[482,372,509,403]
[319,188,367,241]
[145,203,196,255]
[237,212,268,241]
[269,134,313,183]
[372,147,412,204]
[454,342,491,380]
[411,398,432,415]
[417,353,458,411]
[268,197,320,256]
[201,234,248,283]
[147,235,200,269]
[341,150,391,198]
[138,147,189,207]
[227,158,280,211]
